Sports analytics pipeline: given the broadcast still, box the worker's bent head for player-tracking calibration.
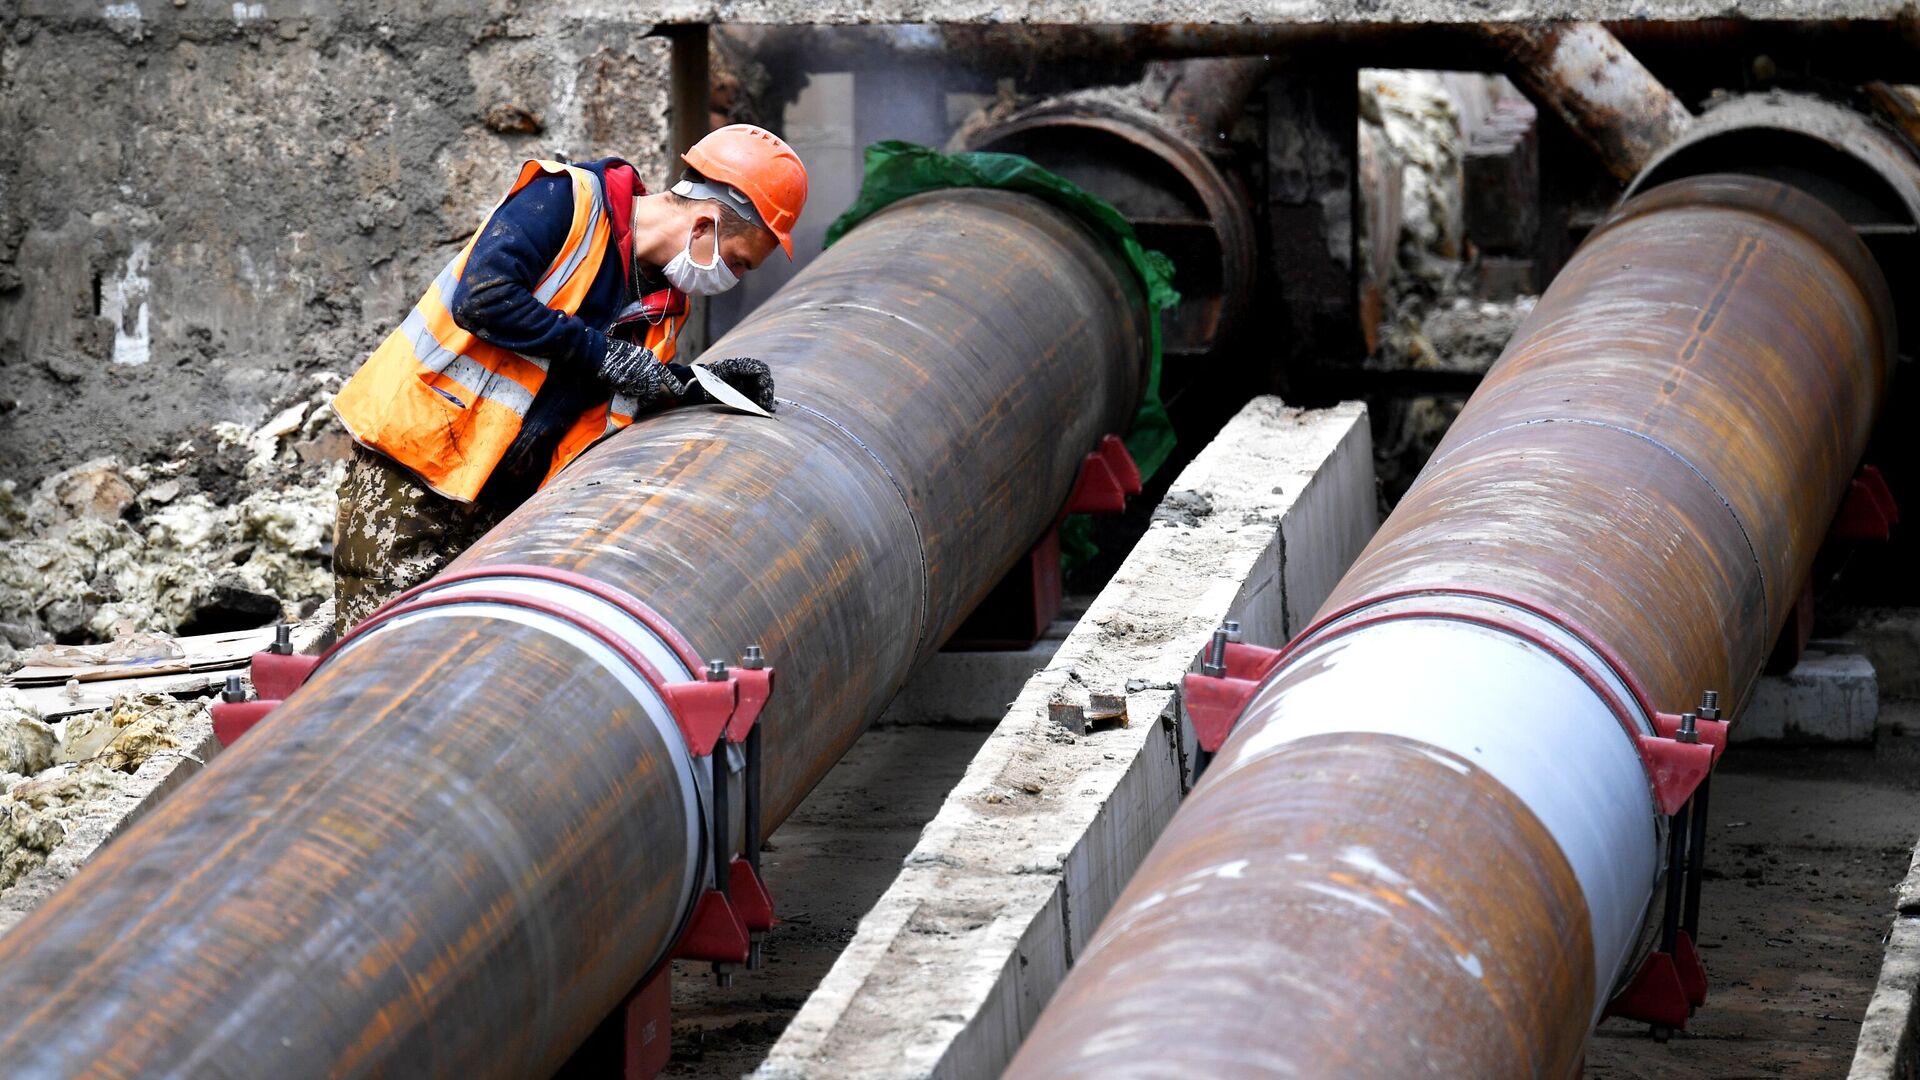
[639,124,809,297]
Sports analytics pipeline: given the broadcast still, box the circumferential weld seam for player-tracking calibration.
[1429,417,1770,635]
[776,398,932,654]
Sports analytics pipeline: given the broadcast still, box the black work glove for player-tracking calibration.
[690,356,777,414]
[594,338,686,405]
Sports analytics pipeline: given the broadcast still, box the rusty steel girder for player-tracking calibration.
[1005,174,1893,1078]
[0,189,1147,1078]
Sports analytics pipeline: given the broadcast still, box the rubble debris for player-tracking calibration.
[0,689,205,891]
[1359,71,1540,503]
[0,375,347,670]
[0,692,55,777]
[54,692,191,773]
[0,766,129,891]
[1360,70,1467,287]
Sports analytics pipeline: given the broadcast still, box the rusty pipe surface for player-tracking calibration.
[1006,173,1893,1077]
[0,188,1147,1077]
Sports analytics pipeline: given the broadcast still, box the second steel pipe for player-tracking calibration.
[0,189,1147,1077]
[1006,175,1892,1077]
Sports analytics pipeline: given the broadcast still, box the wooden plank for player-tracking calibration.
[8,626,278,687]
[15,671,228,721]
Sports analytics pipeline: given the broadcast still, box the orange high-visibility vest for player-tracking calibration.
[332,159,683,503]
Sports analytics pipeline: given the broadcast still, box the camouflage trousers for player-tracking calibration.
[332,446,507,636]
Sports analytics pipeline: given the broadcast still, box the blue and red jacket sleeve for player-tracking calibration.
[447,173,613,369]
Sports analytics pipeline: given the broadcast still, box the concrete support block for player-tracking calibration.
[756,398,1375,1080]
[1735,651,1880,743]
[1850,849,1920,1077]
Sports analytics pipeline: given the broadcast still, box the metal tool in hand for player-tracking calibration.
[689,364,775,418]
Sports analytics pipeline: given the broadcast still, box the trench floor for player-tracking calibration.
[1586,701,1920,1079]
[664,722,992,1078]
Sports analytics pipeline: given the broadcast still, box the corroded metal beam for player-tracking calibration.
[1485,22,1693,182]
[0,189,1148,1077]
[1006,172,1894,1077]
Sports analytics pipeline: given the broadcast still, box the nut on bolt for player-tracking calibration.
[741,644,765,670]
[706,658,728,682]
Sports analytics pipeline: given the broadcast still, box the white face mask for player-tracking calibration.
[661,223,740,296]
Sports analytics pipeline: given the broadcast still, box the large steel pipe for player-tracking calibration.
[955,59,1264,357]
[1006,174,1893,1077]
[0,188,1147,1077]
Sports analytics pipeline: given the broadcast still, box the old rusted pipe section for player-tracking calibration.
[0,189,1147,1077]
[1007,173,1894,1078]
[955,58,1266,357]
[1483,21,1693,182]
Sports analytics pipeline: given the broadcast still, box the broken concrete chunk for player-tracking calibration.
[31,459,135,525]
[0,691,54,776]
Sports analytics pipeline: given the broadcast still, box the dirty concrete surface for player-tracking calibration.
[663,724,993,1078]
[1586,699,1920,1078]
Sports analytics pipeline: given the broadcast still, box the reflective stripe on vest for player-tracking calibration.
[332,159,621,503]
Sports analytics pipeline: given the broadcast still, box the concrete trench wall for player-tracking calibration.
[0,1,673,483]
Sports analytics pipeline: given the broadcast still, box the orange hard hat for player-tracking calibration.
[682,124,809,259]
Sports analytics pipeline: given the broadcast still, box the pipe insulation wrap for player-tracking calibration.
[0,188,1149,1078]
[1007,173,1894,1078]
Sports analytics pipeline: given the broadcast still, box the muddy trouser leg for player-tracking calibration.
[332,447,504,637]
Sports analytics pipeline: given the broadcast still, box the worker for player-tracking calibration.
[328,124,808,634]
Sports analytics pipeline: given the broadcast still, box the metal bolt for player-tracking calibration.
[748,934,765,970]
[1677,711,1699,744]
[706,659,728,682]
[271,623,293,655]
[222,674,247,703]
[1202,627,1229,678]
[1223,620,1242,643]
[1698,689,1721,721]
[713,963,734,988]
[741,644,765,670]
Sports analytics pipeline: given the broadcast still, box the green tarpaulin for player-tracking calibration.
[824,141,1182,565]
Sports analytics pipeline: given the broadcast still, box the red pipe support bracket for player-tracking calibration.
[1830,464,1900,542]
[1064,434,1143,515]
